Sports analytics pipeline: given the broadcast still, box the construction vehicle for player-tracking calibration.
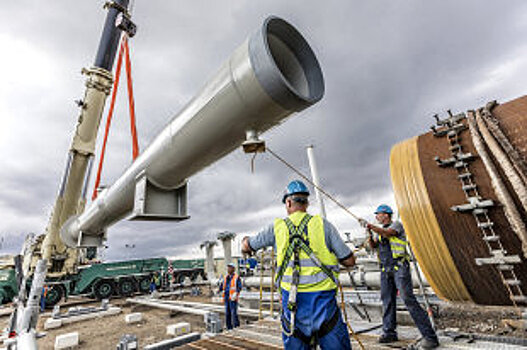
[0,256,206,306]
[42,257,206,305]
[0,256,17,304]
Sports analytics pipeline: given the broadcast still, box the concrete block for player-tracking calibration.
[55,332,79,349]
[44,318,63,330]
[166,322,191,336]
[107,306,122,315]
[125,312,143,324]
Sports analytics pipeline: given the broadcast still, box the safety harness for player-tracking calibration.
[275,214,340,346]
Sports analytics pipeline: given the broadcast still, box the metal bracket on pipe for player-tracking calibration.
[431,123,467,137]
[130,172,190,221]
[434,110,467,127]
[77,230,107,248]
[475,250,521,266]
[431,110,467,137]
[434,152,476,167]
[451,197,494,213]
[242,130,266,154]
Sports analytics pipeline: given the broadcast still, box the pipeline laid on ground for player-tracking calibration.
[390,97,527,306]
[242,266,430,290]
[126,297,270,318]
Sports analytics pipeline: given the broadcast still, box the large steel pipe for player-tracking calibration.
[390,96,527,305]
[61,16,324,248]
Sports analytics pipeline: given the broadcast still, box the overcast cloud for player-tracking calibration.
[1,1,527,261]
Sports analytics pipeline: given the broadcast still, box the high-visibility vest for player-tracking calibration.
[387,235,408,260]
[222,273,240,302]
[274,211,339,292]
[378,223,409,271]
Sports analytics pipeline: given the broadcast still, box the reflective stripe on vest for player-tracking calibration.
[274,212,339,292]
[222,274,239,302]
[285,259,339,271]
[389,236,408,259]
[379,232,409,272]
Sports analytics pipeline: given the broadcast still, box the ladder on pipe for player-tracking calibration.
[432,111,526,305]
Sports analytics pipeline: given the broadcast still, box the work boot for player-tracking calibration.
[408,337,439,349]
[419,337,439,349]
[378,334,398,343]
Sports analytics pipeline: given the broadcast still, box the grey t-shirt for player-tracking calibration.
[248,216,352,260]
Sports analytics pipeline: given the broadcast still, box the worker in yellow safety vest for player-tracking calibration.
[219,262,242,329]
[242,180,355,349]
[364,204,439,349]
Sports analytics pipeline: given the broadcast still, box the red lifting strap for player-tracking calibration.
[92,35,140,201]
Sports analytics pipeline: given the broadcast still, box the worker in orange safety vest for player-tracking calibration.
[219,262,242,329]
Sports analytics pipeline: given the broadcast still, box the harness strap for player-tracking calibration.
[282,307,340,345]
[275,214,312,287]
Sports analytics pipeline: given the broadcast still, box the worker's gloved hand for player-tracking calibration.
[241,236,254,256]
[231,292,238,300]
[358,218,368,228]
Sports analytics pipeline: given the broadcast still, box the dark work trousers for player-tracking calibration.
[225,300,240,329]
[381,261,437,341]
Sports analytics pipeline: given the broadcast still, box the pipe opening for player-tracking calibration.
[250,16,324,111]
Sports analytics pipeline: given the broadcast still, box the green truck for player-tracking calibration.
[0,265,17,304]
[0,257,206,307]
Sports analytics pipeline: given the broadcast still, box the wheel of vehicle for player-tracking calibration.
[175,273,187,284]
[118,278,137,296]
[190,271,200,281]
[44,285,64,308]
[138,277,151,294]
[93,279,115,300]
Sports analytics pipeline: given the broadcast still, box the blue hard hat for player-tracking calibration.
[374,204,393,215]
[282,180,310,203]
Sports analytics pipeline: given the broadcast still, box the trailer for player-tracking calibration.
[0,257,206,307]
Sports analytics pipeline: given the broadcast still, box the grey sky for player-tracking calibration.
[1,1,527,261]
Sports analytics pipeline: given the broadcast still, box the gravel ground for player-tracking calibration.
[0,296,524,349]
[435,302,526,339]
[35,297,211,350]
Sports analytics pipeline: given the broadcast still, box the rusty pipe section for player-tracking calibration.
[61,16,324,248]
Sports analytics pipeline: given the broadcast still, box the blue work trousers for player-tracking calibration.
[282,311,351,350]
[381,261,437,340]
[225,300,240,329]
[280,289,351,350]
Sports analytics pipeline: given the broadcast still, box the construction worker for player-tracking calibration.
[363,204,439,349]
[242,180,355,350]
[40,285,49,312]
[219,262,242,329]
[150,271,160,293]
